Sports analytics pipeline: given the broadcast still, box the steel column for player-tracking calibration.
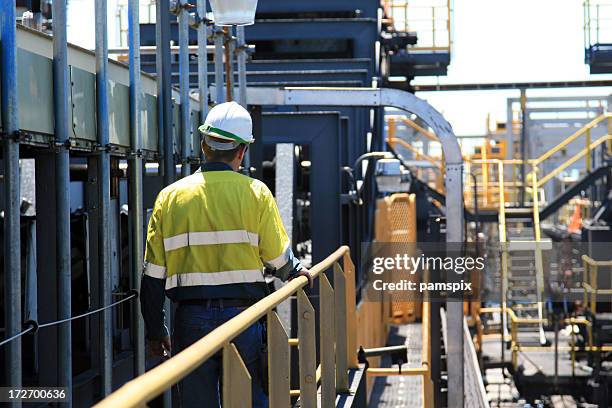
[196,0,209,142]
[236,26,249,169]
[95,0,113,396]
[236,27,247,107]
[214,27,225,103]
[128,0,145,376]
[156,4,174,405]
[157,0,174,185]
[178,2,191,176]
[225,27,235,102]
[1,3,23,405]
[52,0,73,402]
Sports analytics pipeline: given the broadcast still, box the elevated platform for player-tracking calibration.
[585,43,612,73]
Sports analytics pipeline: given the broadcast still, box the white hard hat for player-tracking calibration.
[198,101,254,151]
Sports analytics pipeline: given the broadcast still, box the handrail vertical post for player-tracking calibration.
[297,290,317,408]
[128,0,145,375]
[333,263,349,392]
[223,343,252,407]
[586,128,591,172]
[0,1,23,402]
[267,311,290,408]
[592,264,598,314]
[422,301,433,408]
[320,274,336,407]
[52,0,73,402]
[343,252,359,368]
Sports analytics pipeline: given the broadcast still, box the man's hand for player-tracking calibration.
[148,335,172,358]
[289,268,313,288]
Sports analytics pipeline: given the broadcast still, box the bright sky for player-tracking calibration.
[67,0,612,137]
[413,0,612,136]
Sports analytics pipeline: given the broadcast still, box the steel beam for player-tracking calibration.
[128,0,145,376]
[1,3,22,405]
[245,86,464,406]
[52,0,73,403]
[178,2,191,176]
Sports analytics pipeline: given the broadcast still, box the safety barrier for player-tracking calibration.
[374,194,419,323]
[582,255,612,314]
[95,246,358,408]
[479,306,612,375]
[381,0,452,52]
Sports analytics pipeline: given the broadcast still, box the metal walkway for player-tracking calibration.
[368,323,423,408]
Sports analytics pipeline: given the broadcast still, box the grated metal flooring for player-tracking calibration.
[368,323,424,408]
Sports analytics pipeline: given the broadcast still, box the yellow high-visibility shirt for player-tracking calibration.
[143,165,292,300]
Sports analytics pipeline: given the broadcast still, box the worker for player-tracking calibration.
[140,101,311,408]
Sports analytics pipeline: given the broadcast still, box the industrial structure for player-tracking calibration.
[0,1,611,407]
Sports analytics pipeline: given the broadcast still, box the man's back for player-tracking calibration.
[144,164,291,301]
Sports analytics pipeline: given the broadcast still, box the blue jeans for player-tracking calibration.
[174,304,269,408]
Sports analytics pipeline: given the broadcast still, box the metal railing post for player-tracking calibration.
[214,27,225,103]
[297,290,317,408]
[267,311,290,408]
[52,0,73,403]
[178,1,191,177]
[0,3,23,404]
[320,274,337,407]
[128,0,145,375]
[95,0,113,396]
[586,128,592,172]
[333,263,349,392]
[343,252,359,368]
[222,343,252,407]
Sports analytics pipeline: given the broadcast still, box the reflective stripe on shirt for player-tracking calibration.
[163,230,259,252]
[264,243,291,269]
[144,262,167,279]
[165,269,265,289]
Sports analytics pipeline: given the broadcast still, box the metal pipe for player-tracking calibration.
[52,0,73,402]
[519,88,527,206]
[236,26,247,108]
[236,26,249,169]
[95,0,113,396]
[178,1,191,176]
[128,0,145,376]
[224,27,234,102]
[157,0,174,185]
[196,0,209,149]
[1,2,23,404]
[214,26,225,103]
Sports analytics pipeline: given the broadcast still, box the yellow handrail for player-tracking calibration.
[387,137,443,170]
[537,134,612,187]
[531,113,612,166]
[95,246,356,408]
